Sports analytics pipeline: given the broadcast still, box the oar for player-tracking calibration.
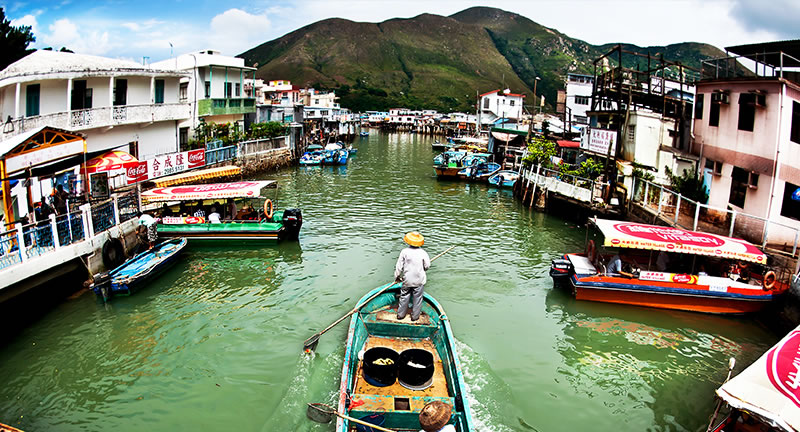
[303,245,455,352]
[307,402,395,431]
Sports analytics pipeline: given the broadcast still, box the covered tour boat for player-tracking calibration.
[708,325,800,431]
[550,217,786,314]
[142,181,302,243]
[336,283,473,431]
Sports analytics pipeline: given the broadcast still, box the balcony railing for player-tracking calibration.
[197,98,256,117]
[0,103,191,141]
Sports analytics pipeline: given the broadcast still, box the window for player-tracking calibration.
[235,83,241,97]
[705,159,723,175]
[71,80,92,110]
[781,182,800,220]
[791,101,800,144]
[114,79,127,106]
[575,96,589,105]
[179,127,189,150]
[154,79,164,104]
[225,82,232,98]
[179,82,188,101]
[729,167,749,208]
[709,103,720,127]
[627,125,635,142]
[738,93,755,132]
[204,81,211,98]
[483,98,490,109]
[510,100,515,106]
[695,94,704,119]
[25,84,40,117]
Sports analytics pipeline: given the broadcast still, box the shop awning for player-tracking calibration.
[716,325,800,432]
[152,165,242,188]
[141,180,275,203]
[84,150,138,174]
[591,218,767,264]
[557,140,580,148]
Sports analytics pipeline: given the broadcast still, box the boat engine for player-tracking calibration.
[550,258,573,285]
[282,208,303,241]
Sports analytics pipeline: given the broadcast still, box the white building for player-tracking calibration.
[479,89,525,128]
[565,73,593,126]
[0,50,191,160]
[151,49,256,142]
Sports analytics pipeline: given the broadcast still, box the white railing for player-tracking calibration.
[518,164,606,204]
[631,177,800,256]
[238,136,288,157]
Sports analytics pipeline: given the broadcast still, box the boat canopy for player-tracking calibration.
[142,181,275,203]
[591,218,767,264]
[716,325,800,432]
[324,143,343,150]
[306,144,323,150]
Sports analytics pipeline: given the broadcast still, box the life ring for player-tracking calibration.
[264,199,274,220]
[586,240,597,263]
[763,270,776,291]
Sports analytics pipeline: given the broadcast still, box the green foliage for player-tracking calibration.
[559,157,603,180]
[0,7,36,70]
[248,122,287,139]
[522,136,556,168]
[665,166,708,204]
[632,167,655,181]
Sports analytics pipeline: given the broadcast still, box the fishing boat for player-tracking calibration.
[431,140,448,151]
[300,144,325,165]
[707,325,800,431]
[360,131,370,137]
[457,162,501,181]
[549,217,786,314]
[142,181,302,243]
[336,283,473,431]
[91,238,187,301]
[433,151,467,178]
[324,143,348,165]
[461,153,491,168]
[488,170,519,188]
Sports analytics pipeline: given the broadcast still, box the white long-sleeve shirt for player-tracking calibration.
[395,247,431,287]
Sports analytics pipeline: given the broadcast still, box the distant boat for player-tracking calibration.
[431,140,448,151]
[488,170,520,188]
[359,131,369,137]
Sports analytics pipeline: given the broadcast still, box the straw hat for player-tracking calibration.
[403,231,425,247]
[419,400,451,431]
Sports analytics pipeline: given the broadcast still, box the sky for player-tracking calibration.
[3,0,799,63]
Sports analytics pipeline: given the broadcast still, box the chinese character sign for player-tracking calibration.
[581,128,617,155]
[127,149,206,184]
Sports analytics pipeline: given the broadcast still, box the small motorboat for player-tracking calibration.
[457,162,501,181]
[488,170,520,188]
[323,143,344,165]
[334,283,474,431]
[300,144,324,165]
[91,238,187,301]
[359,131,370,137]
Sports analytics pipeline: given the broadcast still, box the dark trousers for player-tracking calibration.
[397,285,424,321]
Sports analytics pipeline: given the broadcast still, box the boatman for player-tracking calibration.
[395,231,431,322]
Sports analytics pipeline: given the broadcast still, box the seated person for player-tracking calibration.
[236,205,256,220]
[208,207,221,224]
[606,251,635,278]
[656,251,670,272]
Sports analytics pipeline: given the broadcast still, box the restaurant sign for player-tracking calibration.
[127,149,205,184]
[581,128,617,156]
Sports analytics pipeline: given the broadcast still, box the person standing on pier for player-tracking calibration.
[394,231,431,322]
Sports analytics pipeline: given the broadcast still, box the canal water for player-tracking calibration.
[0,132,780,431]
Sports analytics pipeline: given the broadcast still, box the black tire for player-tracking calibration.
[102,238,125,270]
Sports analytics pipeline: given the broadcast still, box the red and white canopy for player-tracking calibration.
[716,326,800,432]
[592,218,767,264]
[141,181,275,202]
[83,150,139,174]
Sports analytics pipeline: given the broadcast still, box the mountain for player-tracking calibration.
[240,7,727,113]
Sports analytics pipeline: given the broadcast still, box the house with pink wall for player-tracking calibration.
[692,40,800,248]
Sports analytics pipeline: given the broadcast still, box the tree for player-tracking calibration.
[0,7,36,70]
[665,166,708,204]
[522,135,556,168]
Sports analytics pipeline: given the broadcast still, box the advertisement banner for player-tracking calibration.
[581,128,617,156]
[127,149,206,184]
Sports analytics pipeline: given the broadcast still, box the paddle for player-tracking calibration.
[303,245,455,352]
[307,402,395,431]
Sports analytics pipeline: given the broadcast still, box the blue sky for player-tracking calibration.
[3,0,798,62]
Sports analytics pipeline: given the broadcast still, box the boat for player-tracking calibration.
[300,144,325,165]
[488,170,519,188]
[360,131,370,137]
[336,283,473,431]
[347,145,357,155]
[142,181,302,243]
[549,217,786,314]
[432,140,448,151]
[457,162,501,181]
[460,153,491,168]
[91,238,187,300]
[324,143,347,165]
[433,151,467,178]
[707,324,800,431]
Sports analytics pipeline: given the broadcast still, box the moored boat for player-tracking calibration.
[142,181,302,243]
[360,131,370,137]
[91,237,187,300]
[550,217,786,314]
[431,140,448,151]
[300,144,325,165]
[336,283,473,431]
[488,170,519,188]
[457,162,500,181]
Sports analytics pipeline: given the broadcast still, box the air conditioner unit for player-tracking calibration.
[711,91,730,104]
[753,92,767,108]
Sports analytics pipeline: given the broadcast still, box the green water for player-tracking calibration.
[0,132,780,431]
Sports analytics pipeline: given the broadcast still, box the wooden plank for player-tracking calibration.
[375,309,432,326]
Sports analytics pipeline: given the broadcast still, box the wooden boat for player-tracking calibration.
[431,141,448,151]
[708,325,800,431]
[457,162,500,181]
[488,170,519,188]
[300,145,325,165]
[91,238,187,300]
[336,283,473,432]
[142,181,302,243]
[549,217,786,315]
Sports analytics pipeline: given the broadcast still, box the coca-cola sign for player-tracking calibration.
[126,162,148,183]
[766,329,800,408]
[187,149,205,167]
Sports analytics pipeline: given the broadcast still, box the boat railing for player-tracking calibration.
[0,228,23,270]
[632,177,800,256]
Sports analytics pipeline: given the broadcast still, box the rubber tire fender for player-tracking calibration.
[102,237,125,270]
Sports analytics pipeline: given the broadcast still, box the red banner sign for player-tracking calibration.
[127,149,206,184]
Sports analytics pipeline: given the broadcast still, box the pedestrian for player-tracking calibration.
[394,231,431,321]
[418,400,454,432]
[51,185,69,215]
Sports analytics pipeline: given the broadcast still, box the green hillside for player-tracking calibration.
[240,7,726,113]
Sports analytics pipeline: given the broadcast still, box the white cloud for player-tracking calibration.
[10,13,38,36]
[208,8,271,55]
[40,18,112,55]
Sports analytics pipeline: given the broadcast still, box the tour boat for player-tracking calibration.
[488,170,519,188]
[457,162,501,181]
[549,217,785,315]
[141,181,302,243]
[91,238,187,301]
[707,325,800,431]
[336,283,473,431]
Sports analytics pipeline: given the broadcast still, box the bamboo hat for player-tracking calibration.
[419,400,451,431]
[403,231,425,247]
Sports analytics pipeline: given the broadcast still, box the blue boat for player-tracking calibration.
[91,238,187,301]
[457,162,501,181]
[461,152,491,167]
[323,143,348,165]
[359,131,370,137]
[488,170,520,188]
[336,148,349,164]
[300,144,325,165]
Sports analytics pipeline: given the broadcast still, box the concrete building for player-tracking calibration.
[692,40,800,246]
[479,89,525,129]
[565,73,594,126]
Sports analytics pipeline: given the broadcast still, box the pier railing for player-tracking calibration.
[519,164,605,204]
[238,137,288,157]
[631,177,800,256]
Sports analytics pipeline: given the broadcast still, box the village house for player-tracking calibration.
[564,73,594,127]
[478,89,525,130]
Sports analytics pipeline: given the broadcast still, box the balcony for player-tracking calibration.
[1,103,192,142]
[197,98,256,117]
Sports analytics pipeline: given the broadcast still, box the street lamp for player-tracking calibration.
[533,77,541,115]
